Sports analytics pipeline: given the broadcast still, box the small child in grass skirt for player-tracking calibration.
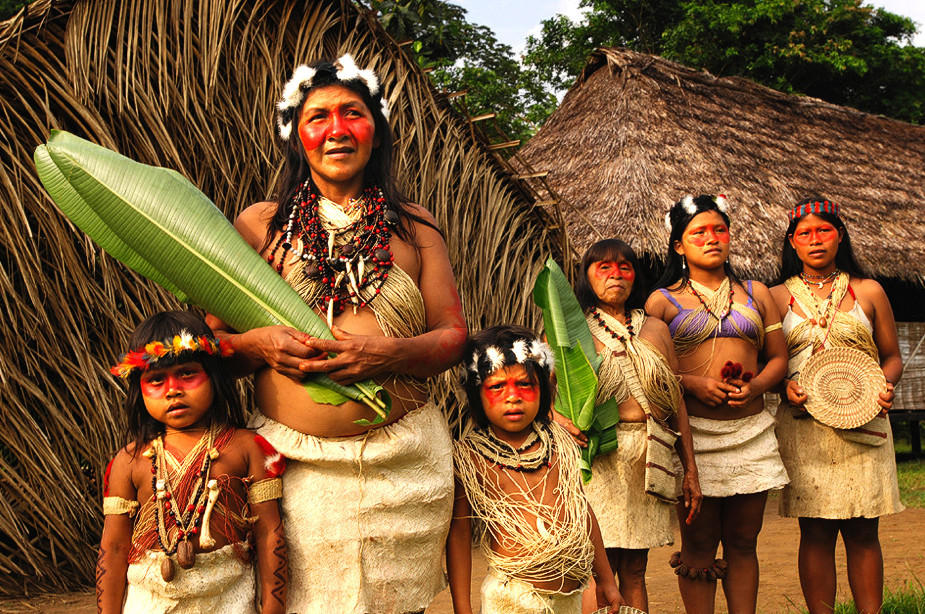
[97,311,288,614]
[446,325,624,614]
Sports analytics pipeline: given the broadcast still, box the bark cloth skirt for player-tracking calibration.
[776,402,903,518]
[252,401,454,613]
[583,422,674,549]
[123,543,255,614]
[687,409,789,498]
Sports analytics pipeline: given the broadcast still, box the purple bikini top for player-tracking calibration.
[660,280,761,344]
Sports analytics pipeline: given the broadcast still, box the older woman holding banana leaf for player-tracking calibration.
[550,240,700,613]
[207,56,466,614]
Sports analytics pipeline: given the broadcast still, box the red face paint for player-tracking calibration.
[298,104,376,153]
[792,222,838,246]
[686,224,730,246]
[592,260,635,282]
[141,364,210,399]
[481,375,539,406]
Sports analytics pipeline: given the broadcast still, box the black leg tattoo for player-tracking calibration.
[270,520,288,607]
[95,547,106,613]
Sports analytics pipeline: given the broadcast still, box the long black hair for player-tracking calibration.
[121,311,244,453]
[576,238,647,311]
[460,325,554,430]
[776,197,866,283]
[265,57,439,252]
[654,194,747,292]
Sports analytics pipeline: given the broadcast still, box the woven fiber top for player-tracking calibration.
[800,346,886,429]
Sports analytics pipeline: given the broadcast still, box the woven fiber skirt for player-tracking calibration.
[123,543,255,614]
[584,422,674,549]
[688,410,789,498]
[252,401,454,614]
[776,402,903,519]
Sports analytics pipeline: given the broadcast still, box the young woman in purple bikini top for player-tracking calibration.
[645,194,788,422]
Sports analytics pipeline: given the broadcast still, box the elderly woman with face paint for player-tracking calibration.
[553,239,701,614]
[206,55,467,613]
[645,195,789,614]
[769,198,902,614]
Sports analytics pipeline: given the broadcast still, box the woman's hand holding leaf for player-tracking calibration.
[236,325,326,380]
[299,326,399,385]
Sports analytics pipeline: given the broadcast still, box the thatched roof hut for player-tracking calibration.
[517,48,925,285]
[0,0,562,594]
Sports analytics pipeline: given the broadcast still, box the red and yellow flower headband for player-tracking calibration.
[110,331,233,378]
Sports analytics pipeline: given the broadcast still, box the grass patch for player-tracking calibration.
[891,421,924,455]
[897,459,925,509]
[802,580,925,613]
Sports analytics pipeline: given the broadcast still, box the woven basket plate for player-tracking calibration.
[799,346,885,429]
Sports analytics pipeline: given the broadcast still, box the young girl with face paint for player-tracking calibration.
[447,326,623,614]
[769,198,903,614]
[97,311,287,614]
[552,239,701,613]
[645,195,789,614]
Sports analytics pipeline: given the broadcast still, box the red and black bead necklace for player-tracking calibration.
[591,308,635,343]
[268,180,398,315]
[150,437,212,556]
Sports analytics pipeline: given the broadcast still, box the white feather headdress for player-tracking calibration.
[276,53,390,141]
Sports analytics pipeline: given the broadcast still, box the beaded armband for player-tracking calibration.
[765,322,782,333]
[248,478,283,504]
[103,496,139,517]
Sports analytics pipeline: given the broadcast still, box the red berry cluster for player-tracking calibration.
[720,360,753,382]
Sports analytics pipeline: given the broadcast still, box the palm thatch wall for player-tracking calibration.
[517,48,925,284]
[0,0,564,594]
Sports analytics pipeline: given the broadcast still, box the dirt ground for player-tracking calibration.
[2,494,923,614]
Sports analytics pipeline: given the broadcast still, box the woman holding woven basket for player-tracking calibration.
[769,197,902,614]
[645,194,789,614]
[553,238,701,613]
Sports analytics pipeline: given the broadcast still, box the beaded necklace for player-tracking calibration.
[268,180,397,317]
[688,278,734,320]
[148,428,219,581]
[468,423,552,472]
[798,270,845,331]
[591,308,635,343]
[799,269,839,289]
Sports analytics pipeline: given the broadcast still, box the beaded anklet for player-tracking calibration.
[669,551,728,581]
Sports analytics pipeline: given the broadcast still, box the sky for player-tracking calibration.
[455,0,925,53]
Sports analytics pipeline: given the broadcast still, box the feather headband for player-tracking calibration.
[276,53,390,141]
[111,331,233,378]
[665,193,729,231]
[467,337,555,384]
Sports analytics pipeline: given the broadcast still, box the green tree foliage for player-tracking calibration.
[0,0,30,20]
[523,0,686,91]
[370,0,556,142]
[524,0,925,124]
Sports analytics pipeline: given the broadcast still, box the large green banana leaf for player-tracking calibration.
[533,257,618,481]
[34,130,388,421]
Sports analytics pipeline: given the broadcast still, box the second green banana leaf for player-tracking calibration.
[533,257,619,482]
